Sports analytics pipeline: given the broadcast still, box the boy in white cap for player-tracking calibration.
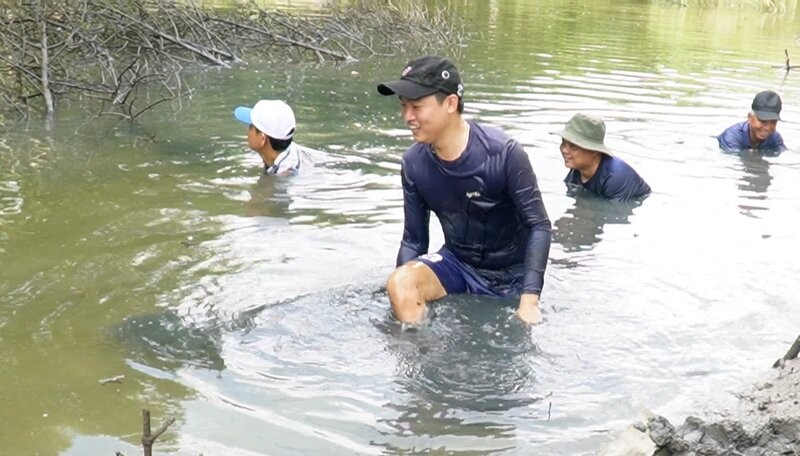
[233,99,313,176]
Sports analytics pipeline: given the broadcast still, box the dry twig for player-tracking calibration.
[0,0,467,120]
[141,409,175,456]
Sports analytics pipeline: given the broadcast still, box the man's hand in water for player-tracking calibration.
[516,293,543,325]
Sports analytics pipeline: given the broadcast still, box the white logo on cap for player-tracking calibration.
[441,70,450,79]
[401,66,412,76]
[457,84,464,97]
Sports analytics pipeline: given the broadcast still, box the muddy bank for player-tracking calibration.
[602,337,800,456]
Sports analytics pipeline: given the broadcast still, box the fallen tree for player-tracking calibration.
[0,0,467,121]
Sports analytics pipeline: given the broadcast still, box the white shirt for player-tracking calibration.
[265,143,315,176]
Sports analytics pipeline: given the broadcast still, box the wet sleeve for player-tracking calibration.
[601,167,651,203]
[717,125,747,151]
[770,133,787,152]
[505,141,552,294]
[396,161,431,266]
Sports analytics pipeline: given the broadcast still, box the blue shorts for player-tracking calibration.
[414,247,522,298]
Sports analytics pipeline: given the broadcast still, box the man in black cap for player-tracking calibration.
[717,90,786,152]
[377,56,551,325]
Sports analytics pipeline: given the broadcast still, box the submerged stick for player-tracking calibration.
[40,8,54,114]
[772,334,800,368]
[772,48,799,70]
[141,409,175,456]
[98,374,125,385]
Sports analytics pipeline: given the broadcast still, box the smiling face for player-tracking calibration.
[399,94,457,145]
[747,112,778,145]
[560,139,601,172]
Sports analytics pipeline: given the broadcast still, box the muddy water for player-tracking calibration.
[1,1,799,454]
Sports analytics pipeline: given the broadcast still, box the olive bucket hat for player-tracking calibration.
[554,113,614,156]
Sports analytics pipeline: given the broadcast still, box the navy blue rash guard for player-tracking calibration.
[397,121,552,295]
[717,121,786,152]
[564,155,651,202]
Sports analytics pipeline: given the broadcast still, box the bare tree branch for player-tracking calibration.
[0,0,467,120]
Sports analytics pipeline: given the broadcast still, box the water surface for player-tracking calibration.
[1,1,800,454]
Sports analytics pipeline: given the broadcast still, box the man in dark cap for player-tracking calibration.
[717,90,786,152]
[377,56,551,326]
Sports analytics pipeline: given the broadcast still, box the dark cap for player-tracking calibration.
[752,90,782,121]
[377,56,464,100]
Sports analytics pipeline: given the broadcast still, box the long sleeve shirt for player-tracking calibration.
[397,121,551,294]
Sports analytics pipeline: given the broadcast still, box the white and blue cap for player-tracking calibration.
[234,99,296,140]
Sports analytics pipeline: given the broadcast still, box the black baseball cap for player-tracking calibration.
[752,90,782,121]
[377,56,464,100]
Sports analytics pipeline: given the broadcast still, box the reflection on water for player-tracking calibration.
[173,285,391,455]
[3,0,800,455]
[0,179,22,217]
[113,311,226,371]
[242,173,293,218]
[729,149,781,218]
[552,195,638,254]
[0,178,21,257]
[211,146,402,225]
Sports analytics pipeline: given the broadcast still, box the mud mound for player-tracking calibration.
[602,337,800,456]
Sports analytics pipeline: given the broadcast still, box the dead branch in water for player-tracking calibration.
[141,409,175,456]
[0,0,467,121]
[773,334,800,368]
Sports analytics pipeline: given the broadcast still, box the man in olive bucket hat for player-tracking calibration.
[554,113,651,202]
[717,90,786,152]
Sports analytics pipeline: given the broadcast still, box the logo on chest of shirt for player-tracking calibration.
[464,176,486,200]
